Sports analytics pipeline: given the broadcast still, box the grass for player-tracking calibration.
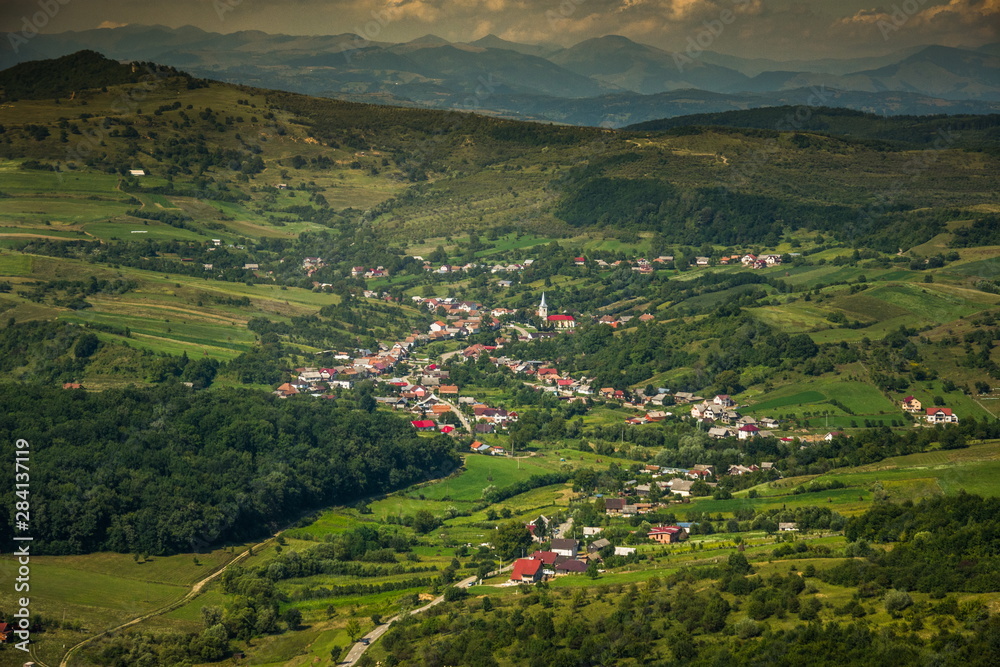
[743,380,897,418]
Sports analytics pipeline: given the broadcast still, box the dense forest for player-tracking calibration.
[0,384,460,555]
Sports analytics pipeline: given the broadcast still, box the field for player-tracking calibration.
[741,379,898,419]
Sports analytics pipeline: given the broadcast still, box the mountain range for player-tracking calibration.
[4,24,999,126]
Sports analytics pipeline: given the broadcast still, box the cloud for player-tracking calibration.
[836,0,1000,46]
[97,20,129,29]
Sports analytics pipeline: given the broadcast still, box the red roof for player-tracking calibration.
[739,424,759,432]
[927,407,953,415]
[547,314,575,321]
[649,526,683,536]
[511,558,543,580]
[904,396,916,402]
[411,420,436,428]
[557,379,574,386]
[439,425,456,434]
[530,550,559,565]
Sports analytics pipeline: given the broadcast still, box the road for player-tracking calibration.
[341,573,478,665]
[56,535,278,667]
[505,324,531,340]
[435,395,472,432]
[552,517,574,540]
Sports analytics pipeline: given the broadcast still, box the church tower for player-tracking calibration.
[537,292,548,319]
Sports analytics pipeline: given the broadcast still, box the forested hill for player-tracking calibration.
[0,49,194,102]
[625,106,1000,153]
[2,51,999,252]
[0,384,460,555]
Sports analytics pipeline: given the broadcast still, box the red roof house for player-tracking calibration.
[510,557,543,583]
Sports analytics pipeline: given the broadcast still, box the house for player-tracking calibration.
[474,423,495,434]
[129,169,146,176]
[614,546,637,557]
[582,526,603,537]
[489,446,506,456]
[410,419,437,431]
[604,498,626,514]
[274,382,298,398]
[62,382,83,390]
[727,464,756,476]
[588,538,611,554]
[738,424,760,440]
[667,479,695,497]
[550,538,579,558]
[779,522,798,532]
[554,559,589,575]
[510,558,543,583]
[470,441,491,454]
[529,550,559,566]
[648,526,686,544]
[823,431,844,441]
[638,313,655,322]
[708,426,732,439]
[574,256,586,266]
[714,394,736,407]
[439,425,456,434]
[902,396,922,413]
[695,256,710,266]
[926,407,959,424]
[439,385,459,395]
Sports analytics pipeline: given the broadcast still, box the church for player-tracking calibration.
[537,293,575,329]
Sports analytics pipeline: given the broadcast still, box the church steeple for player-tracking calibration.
[537,292,548,319]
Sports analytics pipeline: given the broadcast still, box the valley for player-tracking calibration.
[0,49,999,666]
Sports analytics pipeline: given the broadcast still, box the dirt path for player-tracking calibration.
[55,536,278,667]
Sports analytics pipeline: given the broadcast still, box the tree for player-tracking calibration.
[412,509,440,534]
[586,559,599,579]
[884,589,913,616]
[493,521,533,560]
[74,332,99,358]
[370,613,382,625]
[346,618,361,642]
[283,607,303,630]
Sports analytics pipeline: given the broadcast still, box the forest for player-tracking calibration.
[0,383,460,555]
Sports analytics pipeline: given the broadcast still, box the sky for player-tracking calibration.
[2,0,999,61]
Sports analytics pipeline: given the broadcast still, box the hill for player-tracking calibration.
[0,49,192,101]
[625,106,1000,153]
[5,25,1000,126]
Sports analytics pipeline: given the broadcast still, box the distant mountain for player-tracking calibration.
[2,25,998,126]
[848,45,1000,100]
[468,34,560,59]
[548,35,750,94]
[697,47,928,77]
